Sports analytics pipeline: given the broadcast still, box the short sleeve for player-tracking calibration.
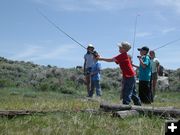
[154,58,159,64]
[113,54,123,64]
[143,56,150,66]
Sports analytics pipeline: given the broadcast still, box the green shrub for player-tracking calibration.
[60,86,75,94]
[0,79,15,87]
[101,81,111,90]
[37,82,49,91]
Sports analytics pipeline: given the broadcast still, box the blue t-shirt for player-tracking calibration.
[139,55,151,81]
[91,62,101,81]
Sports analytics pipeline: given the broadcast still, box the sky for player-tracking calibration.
[0,0,180,69]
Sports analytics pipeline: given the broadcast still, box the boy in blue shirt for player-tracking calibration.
[137,46,152,104]
[89,51,102,97]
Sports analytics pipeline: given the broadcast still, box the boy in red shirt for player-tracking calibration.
[98,42,141,105]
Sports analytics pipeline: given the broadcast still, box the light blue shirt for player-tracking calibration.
[84,53,95,68]
[151,57,159,73]
[91,62,101,81]
[139,55,151,81]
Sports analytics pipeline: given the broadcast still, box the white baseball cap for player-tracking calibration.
[87,44,94,49]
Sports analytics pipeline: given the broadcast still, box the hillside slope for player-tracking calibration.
[0,57,179,92]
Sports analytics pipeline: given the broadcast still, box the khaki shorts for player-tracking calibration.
[151,72,158,80]
[84,67,92,75]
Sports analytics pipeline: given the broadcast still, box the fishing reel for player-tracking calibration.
[92,51,99,58]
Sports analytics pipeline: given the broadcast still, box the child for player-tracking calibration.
[149,50,160,101]
[89,51,102,97]
[137,46,152,104]
[83,44,96,97]
[98,42,141,105]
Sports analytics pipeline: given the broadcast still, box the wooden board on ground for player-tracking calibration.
[100,102,180,118]
[100,102,131,112]
[113,110,139,119]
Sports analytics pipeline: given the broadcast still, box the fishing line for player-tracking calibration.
[153,38,180,51]
[36,8,87,50]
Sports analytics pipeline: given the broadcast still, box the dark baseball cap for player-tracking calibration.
[138,46,149,52]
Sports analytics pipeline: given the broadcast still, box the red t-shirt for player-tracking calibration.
[114,52,135,78]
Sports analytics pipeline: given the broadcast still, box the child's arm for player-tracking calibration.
[138,56,147,68]
[132,64,139,68]
[91,64,101,76]
[98,57,114,62]
[83,59,86,75]
[91,70,99,76]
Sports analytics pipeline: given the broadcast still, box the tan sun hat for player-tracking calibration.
[118,41,131,51]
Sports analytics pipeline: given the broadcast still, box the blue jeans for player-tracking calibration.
[122,77,141,105]
[89,80,102,97]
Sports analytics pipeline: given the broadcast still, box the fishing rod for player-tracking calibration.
[132,14,140,60]
[36,9,87,50]
[153,38,180,51]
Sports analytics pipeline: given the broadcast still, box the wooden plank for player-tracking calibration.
[100,102,180,118]
[100,102,132,112]
[0,109,100,118]
[0,110,34,118]
[113,110,139,119]
[132,106,180,117]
